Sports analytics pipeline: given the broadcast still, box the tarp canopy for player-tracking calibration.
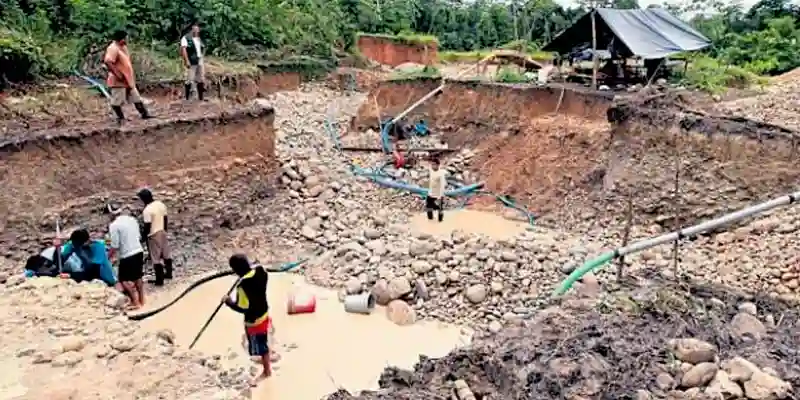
[542,8,711,59]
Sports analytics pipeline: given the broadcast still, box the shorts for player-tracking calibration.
[110,87,142,107]
[246,333,269,356]
[118,252,145,282]
[147,231,171,265]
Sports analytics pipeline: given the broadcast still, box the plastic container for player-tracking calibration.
[286,292,317,315]
[344,293,376,315]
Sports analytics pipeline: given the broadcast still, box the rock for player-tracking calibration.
[371,279,392,306]
[410,260,434,274]
[722,357,761,382]
[387,277,412,300]
[110,337,137,352]
[668,338,717,364]
[488,321,502,333]
[730,312,767,340]
[743,370,791,400]
[345,278,362,295]
[681,363,718,388]
[738,302,757,316]
[465,284,488,304]
[706,370,743,398]
[52,352,84,367]
[655,372,675,390]
[60,336,86,353]
[385,300,416,326]
[414,279,430,301]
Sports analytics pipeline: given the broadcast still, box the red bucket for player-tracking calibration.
[286,292,317,315]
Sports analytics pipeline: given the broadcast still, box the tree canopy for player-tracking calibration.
[1,0,800,90]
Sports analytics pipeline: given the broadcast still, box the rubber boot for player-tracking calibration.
[197,82,206,101]
[150,264,165,286]
[134,102,153,119]
[426,210,434,220]
[111,105,125,125]
[184,83,192,100]
[164,258,173,280]
[438,210,444,222]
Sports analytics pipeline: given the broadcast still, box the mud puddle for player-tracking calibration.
[408,209,526,240]
[138,272,472,399]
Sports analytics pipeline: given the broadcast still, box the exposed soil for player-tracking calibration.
[328,279,800,400]
[357,35,438,67]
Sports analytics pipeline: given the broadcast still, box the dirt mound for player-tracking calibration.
[327,280,800,399]
[0,102,279,270]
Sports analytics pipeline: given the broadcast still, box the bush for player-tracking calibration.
[678,55,765,93]
[495,67,530,83]
[0,28,46,87]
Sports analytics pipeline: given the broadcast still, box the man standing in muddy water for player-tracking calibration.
[180,22,206,101]
[222,254,272,382]
[427,157,446,222]
[104,30,153,124]
[137,188,173,286]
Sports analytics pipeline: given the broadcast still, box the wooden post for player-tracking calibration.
[591,9,598,90]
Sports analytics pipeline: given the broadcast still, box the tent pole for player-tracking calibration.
[591,9,598,90]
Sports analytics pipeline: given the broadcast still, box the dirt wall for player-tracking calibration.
[357,35,438,67]
[139,72,303,102]
[0,104,279,258]
[352,79,612,147]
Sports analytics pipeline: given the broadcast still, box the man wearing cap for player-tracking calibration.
[136,188,173,286]
[106,203,146,309]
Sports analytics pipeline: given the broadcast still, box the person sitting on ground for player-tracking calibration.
[137,188,173,286]
[33,245,84,278]
[222,254,272,382]
[60,229,118,287]
[426,157,447,222]
[106,203,146,310]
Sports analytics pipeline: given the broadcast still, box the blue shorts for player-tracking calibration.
[247,333,269,356]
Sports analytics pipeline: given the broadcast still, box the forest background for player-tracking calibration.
[1,0,799,92]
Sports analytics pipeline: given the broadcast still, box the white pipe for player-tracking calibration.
[618,190,800,257]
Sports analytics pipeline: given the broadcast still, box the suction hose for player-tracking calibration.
[552,190,800,297]
[127,259,308,321]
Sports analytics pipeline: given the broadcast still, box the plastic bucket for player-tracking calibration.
[344,293,376,315]
[287,292,317,315]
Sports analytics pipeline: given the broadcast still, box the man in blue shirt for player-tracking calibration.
[60,229,118,287]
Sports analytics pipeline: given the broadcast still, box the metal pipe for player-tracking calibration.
[618,190,800,256]
[553,190,800,296]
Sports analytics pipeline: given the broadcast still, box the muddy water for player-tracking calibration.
[138,273,472,399]
[409,209,526,240]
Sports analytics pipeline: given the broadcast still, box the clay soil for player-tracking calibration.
[329,279,800,400]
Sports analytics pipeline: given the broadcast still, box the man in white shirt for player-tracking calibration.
[180,22,206,101]
[137,188,173,286]
[427,158,447,222]
[106,203,146,309]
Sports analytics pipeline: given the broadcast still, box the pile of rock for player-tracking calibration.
[0,276,253,400]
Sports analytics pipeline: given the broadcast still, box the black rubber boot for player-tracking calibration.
[426,210,434,220]
[150,264,165,286]
[111,106,125,124]
[197,82,206,101]
[134,102,153,119]
[438,210,444,222]
[184,83,192,100]
[164,258,173,280]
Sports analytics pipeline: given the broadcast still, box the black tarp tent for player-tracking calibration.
[542,8,711,59]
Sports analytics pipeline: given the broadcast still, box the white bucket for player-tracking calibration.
[344,292,376,314]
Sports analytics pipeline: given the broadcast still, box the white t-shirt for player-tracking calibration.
[109,215,144,259]
[180,36,204,61]
[428,168,447,198]
[142,200,168,236]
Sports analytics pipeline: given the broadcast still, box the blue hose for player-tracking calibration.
[74,71,111,99]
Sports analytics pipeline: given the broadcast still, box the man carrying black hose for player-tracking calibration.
[427,158,446,222]
[221,254,272,382]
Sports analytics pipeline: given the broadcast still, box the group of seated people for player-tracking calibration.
[25,228,120,287]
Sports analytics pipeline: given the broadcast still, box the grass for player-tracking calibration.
[676,55,767,94]
[357,32,439,46]
[388,65,442,80]
[440,49,555,64]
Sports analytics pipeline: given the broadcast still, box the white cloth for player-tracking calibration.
[179,36,204,62]
[40,246,83,272]
[109,215,144,259]
[428,168,447,198]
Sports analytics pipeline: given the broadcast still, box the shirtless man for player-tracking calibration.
[137,189,173,286]
[104,30,152,124]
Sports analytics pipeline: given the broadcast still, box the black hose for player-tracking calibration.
[127,270,235,321]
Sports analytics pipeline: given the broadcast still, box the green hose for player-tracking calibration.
[551,251,616,297]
